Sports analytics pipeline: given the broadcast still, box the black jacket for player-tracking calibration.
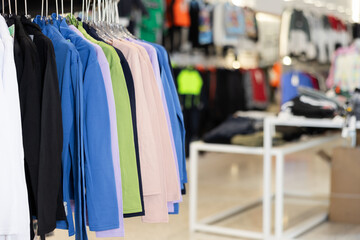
[11,16,65,237]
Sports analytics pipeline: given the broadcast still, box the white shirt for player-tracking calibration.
[213,2,241,47]
[0,15,30,238]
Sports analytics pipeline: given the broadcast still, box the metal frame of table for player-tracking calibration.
[189,124,345,239]
[264,117,358,239]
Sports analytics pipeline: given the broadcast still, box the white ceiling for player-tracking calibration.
[243,0,354,17]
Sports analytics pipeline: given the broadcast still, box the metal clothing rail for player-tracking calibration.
[189,124,348,239]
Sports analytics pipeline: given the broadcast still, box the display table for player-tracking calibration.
[189,116,358,239]
[263,116,359,239]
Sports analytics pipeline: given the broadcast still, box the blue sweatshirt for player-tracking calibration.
[33,16,83,238]
[34,16,119,240]
[58,20,119,236]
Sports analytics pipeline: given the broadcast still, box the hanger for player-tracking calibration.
[8,0,11,16]
[82,0,84,20]
[2,0,4,15]
[24,0,30,18]
[61,0,63,17]
[91,0,113,41]
[86,0,91,21]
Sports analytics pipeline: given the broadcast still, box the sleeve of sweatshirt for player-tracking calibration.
[37,39,65,235]
[82,51,119,231]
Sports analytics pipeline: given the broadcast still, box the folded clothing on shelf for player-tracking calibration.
[282,95,337,119]
[203,116,257,144]
[231,132,285,147]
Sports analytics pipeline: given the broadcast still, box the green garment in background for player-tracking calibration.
[177,68,203,95]
[231,132,285,147]
[74,19,143,214]
[138,0,164,43]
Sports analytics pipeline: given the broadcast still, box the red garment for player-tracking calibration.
[250,68,267,103]
[305,73,320,90]
[328,16,346,31]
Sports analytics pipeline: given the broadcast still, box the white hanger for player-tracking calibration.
[41,0,44,17]
[92,0,96,22]
[82,0,84,19]
[97,0,101,22]
[2,0,4,14]
[46,0,48,18]
[61,0,63,16]
[86,0,91,21]
[25,0,28,16]
[55,0,59,19]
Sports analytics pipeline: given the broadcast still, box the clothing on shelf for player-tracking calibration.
[327,40,360,93]
[173,66,271,155]
[212,2,255,47]
[280,8,351,63]
[231,132,284,147]
[163,0,258,52]
[203,116,257,144]
[0,12,187,240]
[281,95,337,119]
[281,85,343,119]
[281,70,320,104]
[244,68,269,110]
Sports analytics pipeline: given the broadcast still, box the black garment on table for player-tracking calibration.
[189,0,200,48]
[203,116,256,144]
[291,96,335,119]
[82,21,145,217]
[275,126,305,141]
[10,16,64,237]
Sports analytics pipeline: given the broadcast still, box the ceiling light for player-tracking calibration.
[352,0,360,23]
[282,56,292,66]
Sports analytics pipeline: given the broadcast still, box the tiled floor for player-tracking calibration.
[49,139,360,239]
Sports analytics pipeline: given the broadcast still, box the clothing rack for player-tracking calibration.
[282,58,330,92]
[0,0,82,16]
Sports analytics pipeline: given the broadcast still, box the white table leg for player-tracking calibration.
[275,153,285,238]
[263,118,273,239]
[189,143,199,232]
